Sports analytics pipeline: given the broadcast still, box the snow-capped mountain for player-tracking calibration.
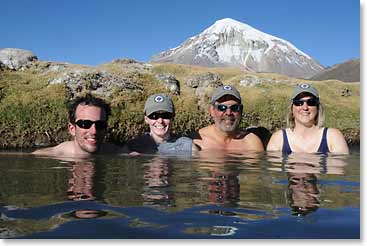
[150,18,324,78]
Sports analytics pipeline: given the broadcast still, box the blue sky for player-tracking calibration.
[0,0,360,67]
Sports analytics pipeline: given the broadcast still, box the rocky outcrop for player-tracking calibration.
[48,69,143,97]
[186,72,223,105]
[0,48,38,70]
[154,73,180,95]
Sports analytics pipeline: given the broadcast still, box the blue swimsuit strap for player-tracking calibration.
[282,129,292,154]
[317,127,329,153]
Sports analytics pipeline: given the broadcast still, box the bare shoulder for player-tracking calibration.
[266,129,284,151]
[244,132,264,151]
[326,128,349,154]
[196,126,212,137]
[327,128,345,138]
[32,141,73,156]
[192,126,211,146]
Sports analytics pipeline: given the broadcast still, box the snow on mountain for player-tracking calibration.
[150,18,324,78]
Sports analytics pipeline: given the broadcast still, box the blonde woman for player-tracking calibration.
[267,83,349,154]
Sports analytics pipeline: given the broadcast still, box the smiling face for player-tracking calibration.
[292,94,318,127]
[210,95,242,133]
[145,110,173,141]
[68,104,107,155]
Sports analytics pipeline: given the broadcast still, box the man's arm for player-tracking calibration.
[246,133,265,151]
[266,130,283,152]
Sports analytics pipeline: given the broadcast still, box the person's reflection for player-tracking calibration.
[207,169,240,206]
[142,157,174,207]
[196,154,241,207]
[66,161,106,219]
[286,163,320,217]
[67,161,95,201]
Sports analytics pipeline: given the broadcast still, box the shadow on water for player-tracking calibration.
[0,150,360,239]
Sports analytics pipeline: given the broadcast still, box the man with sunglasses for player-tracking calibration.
[267,83,349,154]
[192,85,264,153]
[32,94,123,157]
[127,93,197,155]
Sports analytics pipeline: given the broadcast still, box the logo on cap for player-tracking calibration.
[154,95,164,103]
[300,83,310,89]
[223,85,232,91]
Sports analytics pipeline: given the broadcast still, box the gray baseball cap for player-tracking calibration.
[144,93,174,116]
[211,85,241,104]
[291,83,319,99]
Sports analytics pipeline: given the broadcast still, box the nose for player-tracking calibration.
[89,123,97,133]
[301,102,309,110]
[224,108,234,115]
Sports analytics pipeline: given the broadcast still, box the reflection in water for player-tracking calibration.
[268,152,349,217]
[207,170,239,206]
[195,153,246,207]
[142,157,174,207]
[0,151,359,238]
[286,170,320,217]
[66,161,107,219]
[69,210,108,219]
[67,162,95,201]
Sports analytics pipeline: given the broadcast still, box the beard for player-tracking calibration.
[214,115,241,133]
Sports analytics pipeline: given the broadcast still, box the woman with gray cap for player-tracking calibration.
[127,93,197,155]
[267,83,349,154]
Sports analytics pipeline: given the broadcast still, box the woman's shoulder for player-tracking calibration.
[325,127,346,140]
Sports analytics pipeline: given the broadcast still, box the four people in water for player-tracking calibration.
[32,83,350,157]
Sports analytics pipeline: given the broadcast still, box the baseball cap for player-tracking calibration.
[211,85,241,104]
[144,93,174,116]
[291,83,319,99]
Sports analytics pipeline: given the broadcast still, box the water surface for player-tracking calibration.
[0,148,360,239]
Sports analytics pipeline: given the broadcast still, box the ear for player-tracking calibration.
[144,116,150,124]
[68,122,76,136]
[209,105,215,117]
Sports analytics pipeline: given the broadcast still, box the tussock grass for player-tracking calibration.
[0,63,360,149]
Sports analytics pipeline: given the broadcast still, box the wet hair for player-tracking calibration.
[286,93,325,129]
[68,94,111,123]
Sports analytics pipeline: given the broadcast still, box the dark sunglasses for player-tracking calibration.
[147,112,173,120]
[214,104,243,112]
[75,120,107,130]
[292,98,319,107]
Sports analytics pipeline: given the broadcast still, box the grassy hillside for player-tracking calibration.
[0,62,360,149]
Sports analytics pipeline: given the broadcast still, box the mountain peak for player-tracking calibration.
[204,18,259,35]
[151,18,324,78]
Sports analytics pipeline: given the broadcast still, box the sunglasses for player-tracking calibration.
[292,98,319,107]
[75,119,107,130]
[147,112,173,120]
[214,104,243,112]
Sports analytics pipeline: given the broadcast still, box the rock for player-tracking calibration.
[155,73,180,95]
[0,48,37,70]
[186,72,223,106]
[239,75,262,87]
[186,72,222,88]
[340,88,352,97]
[111,58,141,64]
[36,61,69,73]
[49,69,143,97]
